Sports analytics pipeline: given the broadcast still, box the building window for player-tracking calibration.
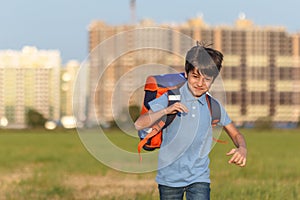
[250,67,268,80]
[279,67,293,80]
[222,66,239,80]
[279,92,293,105]
[250,92,268,105]
[226,91,239,105]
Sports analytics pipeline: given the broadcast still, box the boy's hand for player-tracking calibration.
[165,102,188,115]
[226,147,247,167]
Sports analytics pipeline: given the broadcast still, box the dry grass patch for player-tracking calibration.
[65,172,158,199]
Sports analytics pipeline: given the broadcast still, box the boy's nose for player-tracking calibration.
[197,77,205,86]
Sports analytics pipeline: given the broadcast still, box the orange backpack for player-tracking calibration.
[137,72,224,155]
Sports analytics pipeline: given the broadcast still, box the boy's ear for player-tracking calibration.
[184,72,188,78]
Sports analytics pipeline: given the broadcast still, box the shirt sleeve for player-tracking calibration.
[148,93,168,112]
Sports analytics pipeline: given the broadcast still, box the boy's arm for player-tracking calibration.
[134,109,166,131]
[223,123,247,167]
[134,102,188,131]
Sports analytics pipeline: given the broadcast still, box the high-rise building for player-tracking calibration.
[213,19,300,126]
[87,17,300,127]
[0,46,61,128]
[87,20,185,127]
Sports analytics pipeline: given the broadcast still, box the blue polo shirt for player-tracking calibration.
[148,82,231,187]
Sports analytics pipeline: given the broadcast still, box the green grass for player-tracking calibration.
[210,128,300,200]
[0,128,300,199]
[0,129,108,175]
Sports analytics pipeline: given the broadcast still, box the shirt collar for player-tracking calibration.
[180,82,207,105]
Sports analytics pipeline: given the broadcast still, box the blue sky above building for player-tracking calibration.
[0,0,299,64]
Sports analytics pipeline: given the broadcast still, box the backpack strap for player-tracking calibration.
[205,94,227,144]
[137,120,165,160]
[206,94,221,126]
[163,88,181,129]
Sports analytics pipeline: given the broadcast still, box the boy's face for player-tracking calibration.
[185,68,214,97]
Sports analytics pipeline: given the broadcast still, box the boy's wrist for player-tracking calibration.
[238,146,247,154]
[162,108,167,115]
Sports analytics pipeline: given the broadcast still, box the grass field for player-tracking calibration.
[0,128,299,199]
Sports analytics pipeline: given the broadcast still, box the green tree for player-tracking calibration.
[129,105,140,122]
[254,116,273,129]
[109,105,141,129]
[26,109,47,128]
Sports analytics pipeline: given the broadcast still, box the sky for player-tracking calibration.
[0,0,299,64]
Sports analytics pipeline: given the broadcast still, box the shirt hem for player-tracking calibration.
[156,178,211,187]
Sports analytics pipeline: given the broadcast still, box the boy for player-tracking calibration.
[134,43,247,200]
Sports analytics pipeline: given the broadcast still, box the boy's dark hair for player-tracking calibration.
[185,41,223,80]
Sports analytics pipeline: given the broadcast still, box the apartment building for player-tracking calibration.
[88,17,300,127]
[0,46,61,128]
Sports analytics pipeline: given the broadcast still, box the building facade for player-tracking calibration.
[88,17,300,127]
[0,46,61,128]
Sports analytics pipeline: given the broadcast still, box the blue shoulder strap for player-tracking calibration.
[206,94,221,126]
[163,88,181,129]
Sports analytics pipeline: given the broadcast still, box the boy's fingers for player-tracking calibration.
[179,103,188,112]
[174,103,188,113]
[228,155,237,164]
[236,156,244,164]
[240,158,247,167]
[226,149,247,167]
[236,158,246,167]
[226,148,236,156]
[181,104,189,113]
